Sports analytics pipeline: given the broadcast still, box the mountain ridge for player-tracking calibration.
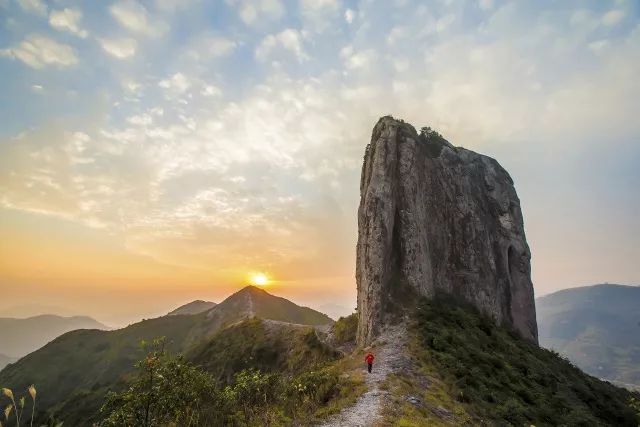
[0,285,333,425]
[168,300,217,316]
[537,283,640,388]
[0,314,109,360]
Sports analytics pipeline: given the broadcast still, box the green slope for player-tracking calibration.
[189,318,339,383]
[168,300,216,315]
[537,284,640,388]
[384,296,640,426]
[0,353,17,370]
[0,286,333,425]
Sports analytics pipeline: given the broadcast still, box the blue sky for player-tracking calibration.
[0,0,639,323]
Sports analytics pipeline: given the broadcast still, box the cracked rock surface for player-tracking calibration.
[356,116,538,346]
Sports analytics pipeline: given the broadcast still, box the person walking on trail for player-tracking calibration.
[365,352,375,373]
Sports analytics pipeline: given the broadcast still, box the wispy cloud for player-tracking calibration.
[110,0,167,37]
[49,8,88,38]
[99,37,137,59]
[1,34,77,68]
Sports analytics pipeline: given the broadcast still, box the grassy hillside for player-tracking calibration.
[0,353,17,370]
[168,300,217,315]
[0,286,334,426]
[189,318,339,383]
[537,284,640,387]
[0,314,109,358]
[383,296,640,426]
[0,314,203,425]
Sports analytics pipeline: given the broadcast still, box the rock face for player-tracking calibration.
[356,116,538,345]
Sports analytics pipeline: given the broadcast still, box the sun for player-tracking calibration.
[250,273,269,286]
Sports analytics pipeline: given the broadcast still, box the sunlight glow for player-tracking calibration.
[250,273,269,286]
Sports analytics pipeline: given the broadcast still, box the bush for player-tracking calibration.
[414,297,640,426]
[332,313,358,344]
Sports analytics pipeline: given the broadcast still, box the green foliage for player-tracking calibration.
[189,318,338,383]
[418,126,449,158]
[100,338,214,427]
[99,339,358,427]
[332,313,358,344]
[414,296,640,426]
[0,287,333,425]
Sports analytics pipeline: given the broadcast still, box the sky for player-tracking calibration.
[0,0,638,326]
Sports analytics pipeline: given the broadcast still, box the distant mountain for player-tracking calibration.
[207,285,333,326]
[0,286,333,425]
[537,284,640,388]
[0,315,109,358]
[0,353,17,370]
[168,300,217,315]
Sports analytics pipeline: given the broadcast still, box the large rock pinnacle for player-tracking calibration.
[356,116,538,345]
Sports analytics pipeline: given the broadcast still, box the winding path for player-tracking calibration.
[319,324,409,427]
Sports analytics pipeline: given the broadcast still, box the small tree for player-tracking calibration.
[100,338,215,427]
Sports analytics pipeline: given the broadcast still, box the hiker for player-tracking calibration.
[365,352,375,373]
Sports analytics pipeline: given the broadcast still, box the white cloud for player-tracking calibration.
[230,0,284,26]
[159,72,191,93]
[340,46,375,70]
[300,0,341,31]
[49,8,88,38]
[255,29,308,62]
[478,0,494,11]
[602,10,625,27]
[345,8,354,24]
[110,0,167,37]
[99,37,137,59]
[202,85,221,97]
[17,0,46,16]
[0,35,78,68]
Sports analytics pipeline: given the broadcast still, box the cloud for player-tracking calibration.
[17,0,46,16]
[99,37,137,59]
[478,0,494,11]
[229,0,284,26]
[0,35,78,68]
[602,10,625,27]
[110,0,167,37]
[344,8,354,24]
[158,72,191,93]
[340,45,375,70]
[184,34,237,61]
[49,8,88,38]
[255,29,308,62]
[300,0,341,31]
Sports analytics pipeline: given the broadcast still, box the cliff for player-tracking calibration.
[356,116,538,345]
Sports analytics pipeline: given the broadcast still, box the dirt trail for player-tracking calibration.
[319,324,409,427]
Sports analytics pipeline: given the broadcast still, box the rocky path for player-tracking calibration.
[319,324,409,427]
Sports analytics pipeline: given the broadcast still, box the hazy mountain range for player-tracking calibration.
[0,285,333,425]
[537,283,640,389]
[0,315,109,368]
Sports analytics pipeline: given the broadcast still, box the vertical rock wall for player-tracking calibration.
[356,116,538,345]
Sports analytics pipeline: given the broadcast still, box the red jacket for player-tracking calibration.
[365,353,374,364]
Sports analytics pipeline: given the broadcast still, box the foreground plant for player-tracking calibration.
[0,385,37,427]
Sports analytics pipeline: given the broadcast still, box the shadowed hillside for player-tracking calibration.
[537,284,640,388]
[168,300,217,315]
[381,297,640,426]
[0,286,332,425]
[0,315,108,360]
